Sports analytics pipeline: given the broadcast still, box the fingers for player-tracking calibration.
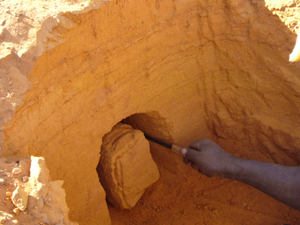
[181,148,190,164]
[188,140,201,150]
[181,148,200,168]
[182,149,199,169]
[198,169,205,174]
[184,148,201,162]
[191,162,199,170]
[181,148,188,156]
[188,138,211,151]
[181,147,200,160]
[183,158,190,164]
[181,147,212,177]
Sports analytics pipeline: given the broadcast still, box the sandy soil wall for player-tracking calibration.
[1,0,300,224]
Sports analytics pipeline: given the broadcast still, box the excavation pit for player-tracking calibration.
[1,0,300,224]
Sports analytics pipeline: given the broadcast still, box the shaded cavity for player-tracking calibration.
[96,111,174,209]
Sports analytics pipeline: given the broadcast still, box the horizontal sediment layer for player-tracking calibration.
[1,0,300,224]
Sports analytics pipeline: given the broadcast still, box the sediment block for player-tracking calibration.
[98,123,160,209]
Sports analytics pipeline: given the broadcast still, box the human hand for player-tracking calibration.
[181,138,237,177]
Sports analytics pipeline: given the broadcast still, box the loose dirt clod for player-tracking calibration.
[12,186,28,211]
[12,168,22,175]
[98,123,160,209]
[0,157,77,224]
[13,207,20,216]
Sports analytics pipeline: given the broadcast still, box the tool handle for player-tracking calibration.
[171,145,183,157]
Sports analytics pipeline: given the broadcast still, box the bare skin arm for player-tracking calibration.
[181,138,300,211]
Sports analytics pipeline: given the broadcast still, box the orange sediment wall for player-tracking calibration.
[1,0,300,224]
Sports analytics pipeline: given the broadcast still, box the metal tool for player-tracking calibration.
[144,133,183,157]
[145,133,212,177]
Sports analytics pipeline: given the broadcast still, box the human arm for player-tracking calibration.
[181,138,300,211]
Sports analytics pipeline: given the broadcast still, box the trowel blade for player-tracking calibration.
[144,134,183,157]
[144,134,172,149]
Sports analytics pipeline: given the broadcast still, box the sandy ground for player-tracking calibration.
[0,1,93,224]
[107,139,300,225]
[0,156,76,225]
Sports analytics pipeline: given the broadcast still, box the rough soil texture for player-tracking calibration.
[98,123,160,209]
[1,0,300,224]
[0,0,108,143]
[0,156,76,225]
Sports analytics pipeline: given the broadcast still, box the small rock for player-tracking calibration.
[22,176,28,182]
[13,207,20,216]
[12,186,28,211]
[6,191,12,197]
[0,27,5,39]
[0,218,6,224]
[203,205,208,210]
[183,210,188,216]
[12,168,22,175]
[0,178,4,185]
